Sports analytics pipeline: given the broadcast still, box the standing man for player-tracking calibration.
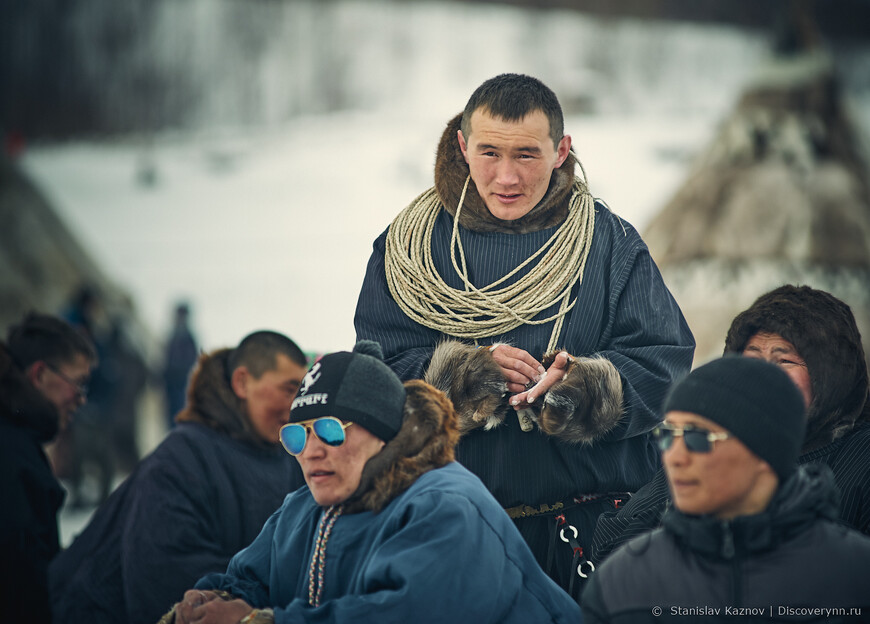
[49,330,309,624]
[355,73,694,597]
[0,312,97,624]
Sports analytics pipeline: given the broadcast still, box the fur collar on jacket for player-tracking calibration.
[0,343,59,442]
[175,348,274,449]
[343,380,459,514]
[434,113,578,234]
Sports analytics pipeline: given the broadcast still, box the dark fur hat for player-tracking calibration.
[724,285,870,451]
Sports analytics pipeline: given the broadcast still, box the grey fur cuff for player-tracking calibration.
[423,340,508,434]
[539,354,623,443]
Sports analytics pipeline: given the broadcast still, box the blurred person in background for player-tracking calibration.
[581,357,870,622]
[48,284,103,490]
[161,341,582,624]
[162,301,199,430]
[0,312,96,624]
[355,72,694,599]
[49,330,308,624]
[592,285,870,566]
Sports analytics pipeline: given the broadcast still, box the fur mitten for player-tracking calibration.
[423,340,508,434]
[538,351,623,443]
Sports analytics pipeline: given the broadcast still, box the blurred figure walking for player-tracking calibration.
[162,302,198,429]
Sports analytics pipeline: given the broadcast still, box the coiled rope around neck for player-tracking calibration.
[384,169,596,354]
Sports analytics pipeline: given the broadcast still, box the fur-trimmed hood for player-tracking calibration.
[175,348,274,448]
[344,379,459,514]
[434,113,577,234]
[724,285,870,452]
[0,342,59,442]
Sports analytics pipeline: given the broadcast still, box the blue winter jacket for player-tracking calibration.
[197,462,583,623]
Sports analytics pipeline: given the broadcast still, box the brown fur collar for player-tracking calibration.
[434,113,577,234]
[175,348,274,448]
[344,380,459,514]
[0,343,59,442]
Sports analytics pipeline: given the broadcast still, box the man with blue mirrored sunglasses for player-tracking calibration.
[164,341,582,624]
[280,417,353,456]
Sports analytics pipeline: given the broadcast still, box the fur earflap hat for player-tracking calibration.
[724,285,870,450]
[290,340,406,442]
[664,356,806,481]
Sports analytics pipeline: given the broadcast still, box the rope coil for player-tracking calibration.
[384,172,596,354]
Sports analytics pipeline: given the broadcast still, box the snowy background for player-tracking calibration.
[14,0,869,544]
[16,0,825,358]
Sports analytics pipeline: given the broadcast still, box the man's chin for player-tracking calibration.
[485,202,533,221]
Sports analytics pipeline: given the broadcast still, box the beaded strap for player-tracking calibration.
[308,505,343,607]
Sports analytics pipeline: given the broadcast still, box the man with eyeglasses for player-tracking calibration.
[162,341,581,624]
[49,330,309,624]
[0,312,97,624]
[581,356,870,623]
[591,285,870,567]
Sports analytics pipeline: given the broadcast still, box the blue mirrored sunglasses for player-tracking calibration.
[652,423,731,453]
[279,417,353,456]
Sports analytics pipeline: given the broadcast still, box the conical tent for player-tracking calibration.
[644,44,870,364]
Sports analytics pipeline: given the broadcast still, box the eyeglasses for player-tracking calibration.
[652,423,732,453]
[279,417,353,456]
[47,364,89,398]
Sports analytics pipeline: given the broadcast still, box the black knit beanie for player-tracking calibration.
[663,356,806,481]
[290,340,406,442]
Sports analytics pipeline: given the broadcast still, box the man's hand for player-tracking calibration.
[174,590,253,624]
[509,351,573,410]
[490,344,546,395]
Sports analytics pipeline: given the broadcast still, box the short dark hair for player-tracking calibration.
[6,312,97,370]
[461,73,564,148]
[228,330,307,378]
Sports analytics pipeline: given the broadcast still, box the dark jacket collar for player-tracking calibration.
[661,464,839,560]
[0,342,59,442]
[434,113,578,234]
[175,348,274,449]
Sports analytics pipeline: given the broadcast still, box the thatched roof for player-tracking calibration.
[642,46,870,364]
[645,50,870,268]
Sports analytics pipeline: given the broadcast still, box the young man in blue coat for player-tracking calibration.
[163,341,582,624]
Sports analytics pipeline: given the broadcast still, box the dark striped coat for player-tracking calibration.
[355,191,694,595]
